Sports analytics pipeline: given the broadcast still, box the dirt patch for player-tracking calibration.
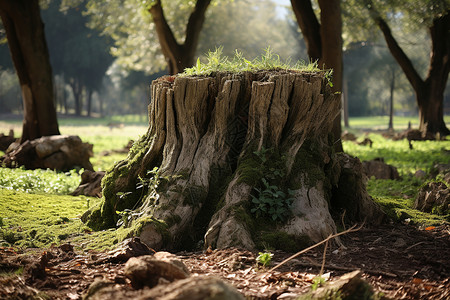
[0,223,449,299]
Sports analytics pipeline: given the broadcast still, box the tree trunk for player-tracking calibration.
[290,0,344,152]
[87,89,93,117]
[365,1,450,136]
[149,0,211,75]
[83,71,384,251]
[0,0,60,143]
[343,77,349,128]
[70,79,83,116]
[388,69,395,130]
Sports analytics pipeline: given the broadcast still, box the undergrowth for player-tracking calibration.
[0,167,80,194]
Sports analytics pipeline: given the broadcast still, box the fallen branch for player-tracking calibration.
[292,261,398,278]
[268,223,363,273]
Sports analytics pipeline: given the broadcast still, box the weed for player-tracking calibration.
[249,147,294,221]
[256,251,273,267]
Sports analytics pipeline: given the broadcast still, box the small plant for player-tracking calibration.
[311,275,326,291]
[251,178,295,221]
[249,147,295,221]
[256,251,273,267]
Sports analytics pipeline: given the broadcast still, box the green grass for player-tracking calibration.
[343,134,450,174]
[0,167,80,194]
[344,115,450,131]
[343,132,450,226]
[183,46,327,78]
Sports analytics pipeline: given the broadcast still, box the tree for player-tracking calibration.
[357,0,450,136]
[147,0,211,74]
[290,0,343,151]
[42,0,114,116]
[85,0,212,75]
[0,0,60,142]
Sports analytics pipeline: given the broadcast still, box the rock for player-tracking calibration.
[124,255,189,289]
[362,157,400,180]
[341,131,357,141]
[100,237,156,264]
[414,170,426,179]
[299,270,375,300]
[357,137,373,147]
[1,135,93,171]
[414,182,450,214]
[0,130,16,151]
[0,275,42,300]
[83,276,245,300]
[71,170,106,197]
[146,276,245,300]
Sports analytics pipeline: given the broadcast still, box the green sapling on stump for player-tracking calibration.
[82,50,384,251]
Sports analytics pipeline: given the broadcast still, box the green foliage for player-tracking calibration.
[311,276,327,291]
[183,46,321,76]
[256,251,273,267]
[251,178,295,221]
[0,167,80,195]
[246,147,295,222]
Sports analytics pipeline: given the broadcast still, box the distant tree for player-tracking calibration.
[42,0,114,116]
[351,0,450,136]
[290,0,343,151]
[0,0,60,142]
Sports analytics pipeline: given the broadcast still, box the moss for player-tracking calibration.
[236,151,264,186]
[256,231,312,252]
[165,214,182,227]
[374,196,448,225]
[0,189,100,249]
[182,185,208,207]
[288,140,329,190]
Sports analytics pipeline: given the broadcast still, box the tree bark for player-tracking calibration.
[0,0,60,143]
[83,71,383,251]
[365,1,450,136]
[388,69,394,130]
[290,0,343,152]
[149,0,211,75]
[70,78,83,116]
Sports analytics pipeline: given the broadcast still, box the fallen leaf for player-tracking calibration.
[412,278,423,285]
[425,226,435,231]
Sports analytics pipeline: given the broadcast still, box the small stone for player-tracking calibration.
[414,170,426,179]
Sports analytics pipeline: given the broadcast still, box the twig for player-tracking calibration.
[405,241,425,251]
[290,261,397,278]
[319,239,328,276]
[268,223,363,273]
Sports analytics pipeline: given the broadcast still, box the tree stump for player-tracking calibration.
[83,70,383,251]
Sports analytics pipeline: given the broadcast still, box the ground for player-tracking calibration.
[1,222,448,299]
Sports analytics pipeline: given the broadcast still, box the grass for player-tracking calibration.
[183,46,328,79]
[343,131,450,226]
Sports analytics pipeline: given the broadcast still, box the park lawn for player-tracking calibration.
[0,115,449,250]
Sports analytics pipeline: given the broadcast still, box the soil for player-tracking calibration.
[1,222,449,299]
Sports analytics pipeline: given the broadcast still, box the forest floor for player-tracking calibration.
[1,222,449,299]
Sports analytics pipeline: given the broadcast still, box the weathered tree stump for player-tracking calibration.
[83,70,383,251]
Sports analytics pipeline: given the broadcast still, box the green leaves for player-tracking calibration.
[249,147,295,222]
[256,251,273,267]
